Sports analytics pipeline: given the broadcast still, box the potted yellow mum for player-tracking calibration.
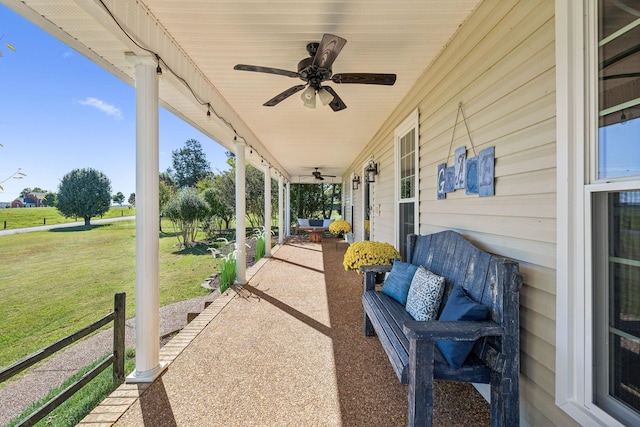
[343,240,401,273]
[329,219,351,237]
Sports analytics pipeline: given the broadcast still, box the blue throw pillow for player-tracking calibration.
[381,261,418,305]
[436,285,489,369]
[309,219,324,227]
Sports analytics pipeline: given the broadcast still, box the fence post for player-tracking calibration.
[113,292,126,384]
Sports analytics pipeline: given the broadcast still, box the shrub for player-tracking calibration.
[164,187,210,247]
[343,240,401,273]
[329,219,351,236]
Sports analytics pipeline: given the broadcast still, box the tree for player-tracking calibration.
[171,139,212,188]
[42,192,57,207]
[56,168,112,226]
[291,183,324,219]
[164,187,210,246]
[128,193,136,207]
[112,191,125,206]
[209,172,235,230]
[159,180,175,212]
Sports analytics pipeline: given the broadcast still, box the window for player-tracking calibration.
[593,2,640,423]
[395,110,419,258]
[594,191,640,425]
[556,1,640,425]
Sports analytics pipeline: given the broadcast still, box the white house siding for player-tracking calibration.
[348,1,576,425]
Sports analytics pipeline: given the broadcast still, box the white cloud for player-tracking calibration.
[77,97,123,120]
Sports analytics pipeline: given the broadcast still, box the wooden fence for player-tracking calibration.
[0,292,126,427]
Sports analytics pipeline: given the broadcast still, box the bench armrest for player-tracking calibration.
[403,320,504,341]
[360,265,393,291]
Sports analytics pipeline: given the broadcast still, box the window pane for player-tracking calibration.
[398,202,414,259]
[597,1,640,179]
[599,191,640,421]
[399,131,415,199]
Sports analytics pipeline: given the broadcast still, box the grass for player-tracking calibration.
[0,206,136,229]
[0,219,216,368]
[6,349,136,427]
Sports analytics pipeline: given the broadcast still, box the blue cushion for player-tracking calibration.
[405,266,445,321]
[381,261,418,305]
[436,285,489,369]
[309,219,324,227]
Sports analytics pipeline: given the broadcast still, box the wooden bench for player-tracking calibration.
[361,230,523,426]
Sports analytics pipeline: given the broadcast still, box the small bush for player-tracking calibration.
[219,257,236,294]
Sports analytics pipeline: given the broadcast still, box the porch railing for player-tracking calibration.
[0,292,126,427]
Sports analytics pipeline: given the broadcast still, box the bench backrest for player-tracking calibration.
[406,231,523,367]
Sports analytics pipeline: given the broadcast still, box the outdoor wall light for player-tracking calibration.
[352,175,360,190]
[365,161,379,183]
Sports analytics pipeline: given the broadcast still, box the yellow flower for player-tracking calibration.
[342,241,401,273]
[329,219,351,235]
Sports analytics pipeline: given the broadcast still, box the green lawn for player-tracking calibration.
[0,219,217,368]
[0,206,136,230]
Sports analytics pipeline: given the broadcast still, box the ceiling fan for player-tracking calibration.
[311,168,336,181]
[234,33,396,111]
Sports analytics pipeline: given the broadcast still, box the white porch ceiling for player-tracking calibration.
[7,0,481,183]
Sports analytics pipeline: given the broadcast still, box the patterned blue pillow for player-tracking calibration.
[381,261,418,305]
[405,266,445,321]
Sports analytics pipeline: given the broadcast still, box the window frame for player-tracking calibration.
[556,1,640,425]
[394,109,419,253]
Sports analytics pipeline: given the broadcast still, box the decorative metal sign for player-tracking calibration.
[437,103,494,200]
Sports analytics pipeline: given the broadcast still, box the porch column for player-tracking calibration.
[264,165,272,257]
[278,175,284,245]
[285,182,291,237]
[126,54,166,383]
[235,139,247,284]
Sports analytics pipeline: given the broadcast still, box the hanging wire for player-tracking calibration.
[96,0,284,177]
[446,102,477,164]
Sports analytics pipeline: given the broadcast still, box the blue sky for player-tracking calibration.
[0,4,230,202]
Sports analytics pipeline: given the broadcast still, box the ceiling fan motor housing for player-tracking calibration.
[298,57,332,89]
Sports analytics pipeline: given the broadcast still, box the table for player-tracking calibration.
[309,230,323,243]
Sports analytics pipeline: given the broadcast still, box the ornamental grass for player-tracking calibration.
[343,240,401,273]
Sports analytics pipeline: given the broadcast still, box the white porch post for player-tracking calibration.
[278,176,284,245]
[285,181,291,237]
[126,54,166,383]
[235,139,247,284]
[264,165,272,257]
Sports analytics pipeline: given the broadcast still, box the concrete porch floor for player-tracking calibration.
[80,237,490,426]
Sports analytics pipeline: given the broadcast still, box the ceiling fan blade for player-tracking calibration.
[313,34,347,70]
[323,86,347,111]
[234,64,300,78]
[263,85,306,106]
[331,73,397,85]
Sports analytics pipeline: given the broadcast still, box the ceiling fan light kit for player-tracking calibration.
[234,33,396,111]
[301,86,316,108]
